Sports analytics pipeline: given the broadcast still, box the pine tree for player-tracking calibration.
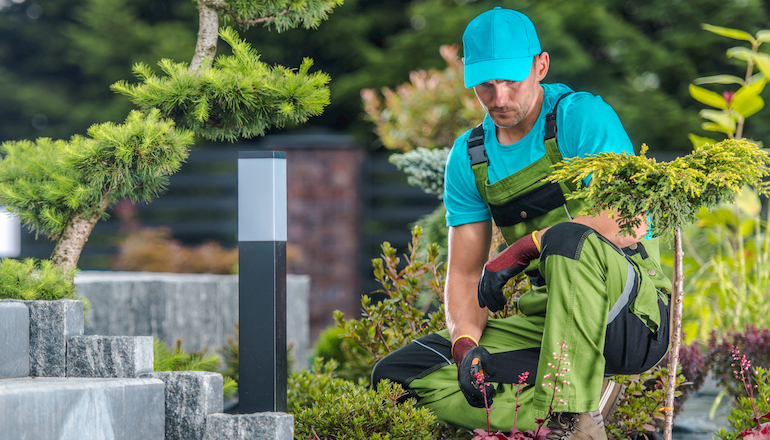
[112,0,342,141]
[0,0,343,272]
[0,110,193,272]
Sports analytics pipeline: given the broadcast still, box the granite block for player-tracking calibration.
[1,299,84,376]
[0,302,29,378]
[67,335,153,378]
[141,370,224,440]
[203,413,294,440]
[0,377,165,440]
[75,272,310,370]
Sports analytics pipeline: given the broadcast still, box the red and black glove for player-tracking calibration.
[452,335,497,408]
[477,231,541,312]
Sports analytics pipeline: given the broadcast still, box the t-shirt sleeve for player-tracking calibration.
[443,133,492,227]
[557,94,634,186]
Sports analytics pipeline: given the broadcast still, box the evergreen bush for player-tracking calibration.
[153,338,238,397]
[0,258,78,301]
[112,27,332,142]
[289,359,438,440]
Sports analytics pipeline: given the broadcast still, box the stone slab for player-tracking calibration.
[67,335,153,378]
[204,413,294,440]
[0,377,165,440]
[0,302,29,378]
[141,370,223,440]
[1,298,84,377]
[75,272,310,370]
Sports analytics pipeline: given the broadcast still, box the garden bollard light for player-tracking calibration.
[238,151,287,413]
[0,206,20,257]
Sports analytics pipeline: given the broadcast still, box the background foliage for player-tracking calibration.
[4,0,770,151]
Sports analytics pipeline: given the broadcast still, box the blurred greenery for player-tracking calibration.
[3,0,770,150]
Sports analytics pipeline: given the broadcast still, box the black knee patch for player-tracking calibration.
[370,333,453,399]
[540,222,595,261]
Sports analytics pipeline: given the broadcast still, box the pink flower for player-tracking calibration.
[724,91,735,104]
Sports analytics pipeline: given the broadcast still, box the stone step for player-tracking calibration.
[0,377,165,440]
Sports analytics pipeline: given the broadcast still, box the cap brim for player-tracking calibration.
[464,56,534,88]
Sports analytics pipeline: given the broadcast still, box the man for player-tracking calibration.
[371,7,672,440]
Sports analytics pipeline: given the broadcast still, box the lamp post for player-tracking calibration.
[237,151,287,413]
[0,207,20,258]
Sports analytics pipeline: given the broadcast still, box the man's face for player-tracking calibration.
[472,60,539,129]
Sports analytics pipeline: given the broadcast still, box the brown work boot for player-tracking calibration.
[599,378,625,423]
[545,412,607,440]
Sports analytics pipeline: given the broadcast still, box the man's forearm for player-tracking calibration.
[445,272,488,344]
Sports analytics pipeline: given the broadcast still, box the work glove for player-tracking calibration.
[478,231,541,312]
[452,335,497,408]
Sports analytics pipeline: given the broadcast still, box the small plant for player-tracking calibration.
[708,325,770,402]
[289,359,437,440]
[153,338,238,398]
[311,326,371,383]
[0,258,78,301]
[606,367,688,440]
[470,342,577,440]
[219,323,239,386]
[688,24,770,147]
[713,349,770,440]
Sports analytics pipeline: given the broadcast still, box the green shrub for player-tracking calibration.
[153,338,238,397]
[0,258,79,301]
[312,326,371,383]
[713,367,770,440]
[607,367,689,440]
[707,325,770,401]
[289,359,438,440]
[219,323,239,386]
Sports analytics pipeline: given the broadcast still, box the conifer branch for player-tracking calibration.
[226,8,290,25]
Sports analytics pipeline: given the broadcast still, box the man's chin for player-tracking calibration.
[490,116,519,128]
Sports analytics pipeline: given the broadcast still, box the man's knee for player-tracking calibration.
[371,352,399,390]
[540,222,594,261]
[371,334,453,392]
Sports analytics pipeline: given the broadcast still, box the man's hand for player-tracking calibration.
[477,231,541,312]
[452,336,497,408]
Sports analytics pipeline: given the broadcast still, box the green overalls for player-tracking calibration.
[371,94,672,432]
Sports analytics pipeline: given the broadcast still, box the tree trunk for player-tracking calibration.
[663,227,685,440]
[190,0,225,72]
[50,213,101,274]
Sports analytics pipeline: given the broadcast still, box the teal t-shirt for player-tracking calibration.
[444,83,634,227]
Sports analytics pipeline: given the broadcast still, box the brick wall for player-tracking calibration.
[261,134,365,341]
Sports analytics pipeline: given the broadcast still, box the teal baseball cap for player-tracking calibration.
[462,7,541,88]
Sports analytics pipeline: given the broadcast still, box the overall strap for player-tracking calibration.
[545,91,574,140]
[467,124,487,166]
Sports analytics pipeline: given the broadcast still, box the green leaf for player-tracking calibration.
[727,46,754,62]
[753,53,770,77]
[732,95,764,119]
[688,134,718,149]
[702,122,735,135]
[731,78,766,118]
[689,84,728,109]
[703,23,755,43]
[735,186,762,216]
[693,75,745,86]
[699,110,736,130]
[757,30,770,43]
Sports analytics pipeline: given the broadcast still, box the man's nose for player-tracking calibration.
[492,83,511,107]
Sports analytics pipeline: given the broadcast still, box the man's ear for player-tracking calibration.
[535,52,550,81]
